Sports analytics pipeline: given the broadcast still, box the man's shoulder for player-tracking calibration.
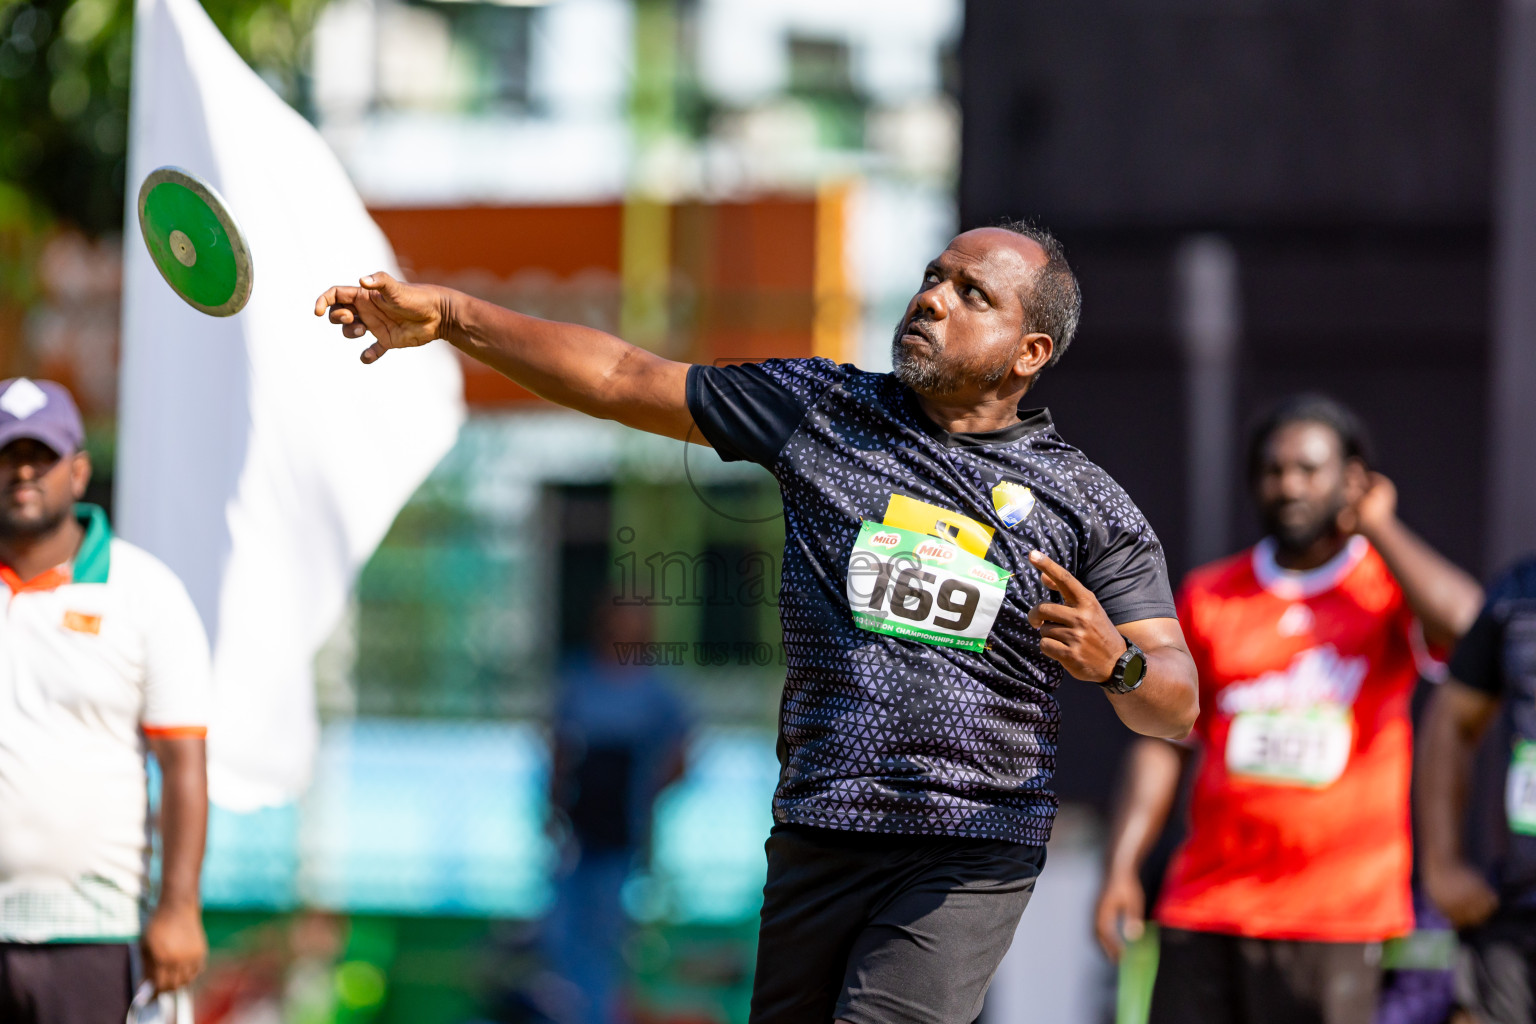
[691,357,873,415]
[1480,557,1536,625]
[1348,541,1413,605]
[104,538,194,598]
[1492,556,1536,602]
[1014,421,1121,486]
[1026,438,1158,534]
[743,356,872,397]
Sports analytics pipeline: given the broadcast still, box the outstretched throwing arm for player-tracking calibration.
[315,273,696,441]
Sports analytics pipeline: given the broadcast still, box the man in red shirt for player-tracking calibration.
[1093,395,1483,1024]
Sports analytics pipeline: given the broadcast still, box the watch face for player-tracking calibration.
[1122,651,1147,688]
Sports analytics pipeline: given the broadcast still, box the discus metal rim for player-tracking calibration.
[136,165,254,318]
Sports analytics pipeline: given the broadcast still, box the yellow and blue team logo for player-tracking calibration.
[991,480,1036,528]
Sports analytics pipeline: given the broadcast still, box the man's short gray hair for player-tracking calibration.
[995,218,1082,368]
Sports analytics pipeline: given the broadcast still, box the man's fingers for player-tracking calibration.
[360,270,398,298]
[322,292,388,346]
[1038,622,1075,645]
[315,285,361,316]
[1028,550,1087,605]
[361,340,390,364]
[349,295,398,340]
[1094,909,1124,961]
[1039,636,1072,664]
[148,960,173,993]
[1028,601,1074,628]
[315,274,391,319]
[153,954,204,993]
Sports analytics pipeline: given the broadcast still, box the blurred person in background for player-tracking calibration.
[1418,557,1536,1024]
[317,222,1200,1024]
[1094,394,1482,1024]
[0,378,212,1021]
[544,597,691,1024]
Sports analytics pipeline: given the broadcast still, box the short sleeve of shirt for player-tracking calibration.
[138,561,213,734]
[1450,597,1507,699]
[685,358,842,466]
[1078,508,1177,625]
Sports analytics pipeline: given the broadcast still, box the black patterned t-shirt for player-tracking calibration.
[686,357,1176,845]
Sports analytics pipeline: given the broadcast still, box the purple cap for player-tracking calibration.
[0,378,84,455]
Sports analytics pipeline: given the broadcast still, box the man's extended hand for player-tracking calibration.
[1025,550,1126,683]
[141,901,207,994]
[314,271,450,364]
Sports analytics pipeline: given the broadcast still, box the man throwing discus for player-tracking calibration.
[317,220,1198,1023]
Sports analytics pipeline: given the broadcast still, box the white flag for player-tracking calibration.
[118,0,465,809]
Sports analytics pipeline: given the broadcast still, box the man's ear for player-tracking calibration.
[69,451,92,501]
[1014,332,1054,379]
[1342,457,1370,501]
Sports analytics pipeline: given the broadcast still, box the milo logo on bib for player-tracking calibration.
[846,520,1008,652]
[915,540,957,563]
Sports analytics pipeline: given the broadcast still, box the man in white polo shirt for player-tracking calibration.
[0,378,211,1021]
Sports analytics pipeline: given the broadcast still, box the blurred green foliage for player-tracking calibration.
[0,0,321,241]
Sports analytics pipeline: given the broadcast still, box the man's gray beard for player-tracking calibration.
[891,330,1011,396]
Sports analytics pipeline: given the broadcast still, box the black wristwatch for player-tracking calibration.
[1101,638,1147,695]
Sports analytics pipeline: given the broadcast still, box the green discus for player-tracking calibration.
[136,166,253,317]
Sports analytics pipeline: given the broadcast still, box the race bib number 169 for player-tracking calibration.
[845,520,1008,652]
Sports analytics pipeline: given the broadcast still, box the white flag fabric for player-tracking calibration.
[119,0,465,809]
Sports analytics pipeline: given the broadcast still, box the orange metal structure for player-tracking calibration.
[372,189,855,407]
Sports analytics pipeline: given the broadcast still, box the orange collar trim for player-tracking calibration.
[0,564,71,594]
[141,724,208,740]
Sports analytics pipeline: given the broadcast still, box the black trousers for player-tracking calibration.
[1149,927,1383,1024]
[749,824,1045,1024]
[1457,915,1536,1024]
[0,943,134,1024]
